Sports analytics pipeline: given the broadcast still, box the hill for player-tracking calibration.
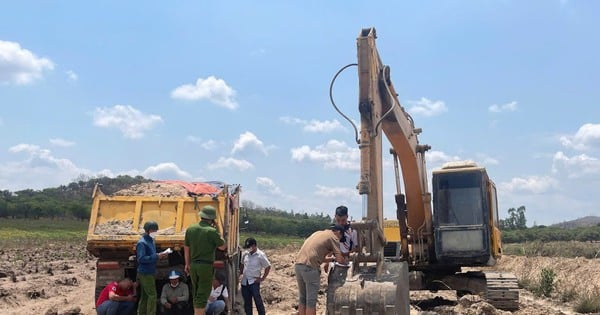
[0,175,150,219]
[551,216,600,229]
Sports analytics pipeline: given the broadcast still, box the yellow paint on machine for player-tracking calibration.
[86,184,240,257]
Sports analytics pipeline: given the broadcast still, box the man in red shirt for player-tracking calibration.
[96,278,137,315]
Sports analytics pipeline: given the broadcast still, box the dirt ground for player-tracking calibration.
[1,243,598,315]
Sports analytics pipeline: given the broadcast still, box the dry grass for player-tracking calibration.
[575,288,600,313]
[503,241,600,258]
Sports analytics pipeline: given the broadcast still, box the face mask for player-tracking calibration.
[170,282,179,288]
[149,232,157,239]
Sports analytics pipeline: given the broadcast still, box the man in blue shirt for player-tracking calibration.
[136,221,168,315]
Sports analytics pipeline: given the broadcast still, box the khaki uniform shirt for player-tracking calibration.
[296,230,341,269]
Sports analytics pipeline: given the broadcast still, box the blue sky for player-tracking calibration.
[1,1,599,225]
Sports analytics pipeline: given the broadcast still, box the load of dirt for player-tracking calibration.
[93,220,176,235]
[93,219,137,235]
[112,182,188,197]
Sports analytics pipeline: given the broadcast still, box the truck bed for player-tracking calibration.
[86,182,240,258]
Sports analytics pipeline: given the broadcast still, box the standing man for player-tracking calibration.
[160,270,189,315]
[326,206,358,311]
[184,205,227,315]
[295,225,345,315]
[240,237,271,315]
[137,221,169,315]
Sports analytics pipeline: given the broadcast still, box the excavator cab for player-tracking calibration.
[432,161,501,266]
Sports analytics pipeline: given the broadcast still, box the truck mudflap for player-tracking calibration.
[330,261,410,315]
[484,271,519,311]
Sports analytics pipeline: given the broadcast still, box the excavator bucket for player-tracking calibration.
[329,261,410,315]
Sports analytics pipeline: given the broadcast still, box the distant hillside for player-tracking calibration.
[0,175,150,219]
[552,216,600,229]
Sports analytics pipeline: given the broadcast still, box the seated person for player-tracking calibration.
[160,270,189,315]
[206,273,229,315]
[96,277,136,315]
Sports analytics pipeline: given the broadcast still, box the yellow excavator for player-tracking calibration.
[327,27,518,314]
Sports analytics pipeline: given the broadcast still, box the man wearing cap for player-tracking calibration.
[160,270,189,315]
[295,225,346,315]
[136,221,169,315]
[240,237,271,315]
[325,206,358,311]
[184,205,227,315]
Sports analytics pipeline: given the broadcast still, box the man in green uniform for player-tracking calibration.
[184,205,226,315]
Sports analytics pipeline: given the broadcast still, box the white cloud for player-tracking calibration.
[187,136,218,150]
[0,144,199,190]
[207,157,254,171]
[49,138,75,147]
[1,144,88,190]
[559,123,600,151]
[407,97,447,117]
[426,150,461,165]
[231,131,270,155]
[256,177,282,196]
[291,139,359,171]
[92,105,162,139]
[552,151,600,178]
[171,76,238,110]
[65,70,78,81]
[475,153,499,166]
[499,175,558,194]
[141,162,191,180]
[186,135,201,143]
[488,101,518,113]
[250,48,267,56]
[201,140,217,150]
[280,116,344,133]
[0,40,54,85]
[314,185,359,200]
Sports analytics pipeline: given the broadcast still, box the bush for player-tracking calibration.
[575,289,600,313]
[559,287,578,303]
[537,268,556,297]
[521,268,556,298]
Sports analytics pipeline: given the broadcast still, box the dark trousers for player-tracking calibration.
[241,282,265,315]
[160,302,187,315]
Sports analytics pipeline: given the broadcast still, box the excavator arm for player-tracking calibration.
[356,27,433,263]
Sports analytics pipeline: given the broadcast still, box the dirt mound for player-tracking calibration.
[0,243,95,315]
[112,182,188,197]
[496,255,600,299]
[93,219,138,235]
[1,240,597,315]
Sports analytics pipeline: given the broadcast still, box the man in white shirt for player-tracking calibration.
[326,206,358,311]
[206,272,228,315]
[239,237,271,315]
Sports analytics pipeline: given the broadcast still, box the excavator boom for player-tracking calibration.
[356,27,433,262]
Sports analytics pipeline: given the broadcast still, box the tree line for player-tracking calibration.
[499,205,600,243]
[241,200,333,237]
[3,178,599,243]
[0,175,149,220]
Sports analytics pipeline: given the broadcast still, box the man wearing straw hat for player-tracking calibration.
[184,205,226,315]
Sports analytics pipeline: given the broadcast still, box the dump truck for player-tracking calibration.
[86,180,241,313]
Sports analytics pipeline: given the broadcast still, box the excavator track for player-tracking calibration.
[484,271,520,311]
